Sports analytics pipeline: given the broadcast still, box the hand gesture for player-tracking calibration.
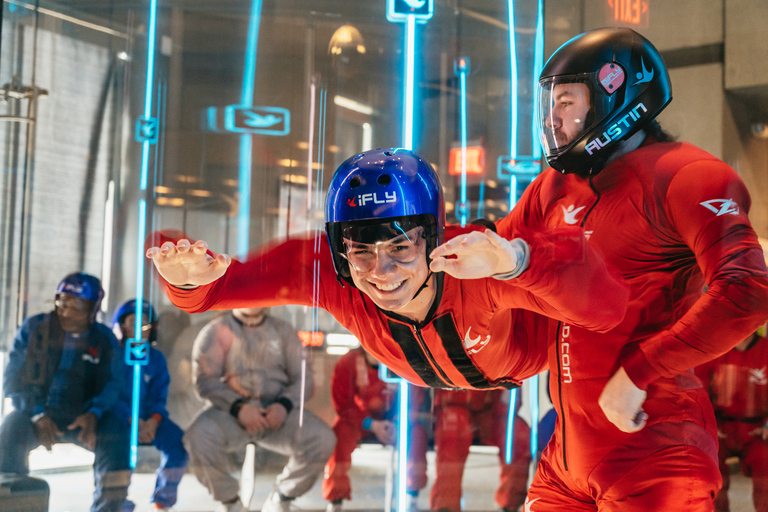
[68,412,98,451]
[138,417,159,444]
[263,403,288,430]
[429,229,527,279]
[598,367,648,433]
[146,239,231,287]
[370,419,397,446]
[237,403,269,434]
[34,415,63,451]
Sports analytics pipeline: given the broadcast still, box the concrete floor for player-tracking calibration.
[34,444,758,512]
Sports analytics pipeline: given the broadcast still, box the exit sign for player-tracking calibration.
[607,0,649,27]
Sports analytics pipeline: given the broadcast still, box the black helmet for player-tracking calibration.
[537,28,672,175]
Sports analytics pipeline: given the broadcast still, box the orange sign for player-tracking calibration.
[448,146,485,176]
[298,331,325,347]
[608,0,648,26]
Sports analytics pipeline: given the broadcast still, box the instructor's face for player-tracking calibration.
[544,82,591,146]
[55,293,92,334]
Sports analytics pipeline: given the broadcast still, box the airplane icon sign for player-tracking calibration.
[135,116,159,144]
[388,0,433,22]
[223,105,290,135]
[126,339,150,366]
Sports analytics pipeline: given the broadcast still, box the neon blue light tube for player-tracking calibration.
[237,0,264,259]
[398,381,409,512]
[505,388,518,464]
[529,374,540,460]
[403,16,416,150]
[130,199,148,469]
[241,0,263,107]
[532,0,544,159]
[459,66,468,227]
[507,0,518,159]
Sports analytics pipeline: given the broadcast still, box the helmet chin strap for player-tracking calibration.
[409,270,434,303]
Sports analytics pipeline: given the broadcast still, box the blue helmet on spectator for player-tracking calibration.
[325,148,445,286]
[112,298,158,343]
[56,272,104,321]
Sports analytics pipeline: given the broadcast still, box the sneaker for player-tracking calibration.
[261,490,292,512]
[405,493,419,512]
[215,500,248,512]
[326,500,343,512]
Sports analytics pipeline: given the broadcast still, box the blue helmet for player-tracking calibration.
[112,298,158,342]
[325,148,445,285]
[56,272,104,319]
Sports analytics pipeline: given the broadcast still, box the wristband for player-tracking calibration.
[362,417,373,430]
[31,413,46,423]
[275,397,294,415]
[491,239,530,280]
[230,399,246,418]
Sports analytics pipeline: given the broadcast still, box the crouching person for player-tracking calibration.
[0,273,131,512]
[112,298,188,511]
[186,307,335,512]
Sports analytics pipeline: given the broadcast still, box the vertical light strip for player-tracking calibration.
[458,65,468,227]
[505,388,518,463]
[507,0,518,159]
[532,0,544,160]
[402,16,416,149]
[529,372,540,460]
[132,0,159,469]
[362,122,373,152]
[237,0,264,259]
[398,381,409,512]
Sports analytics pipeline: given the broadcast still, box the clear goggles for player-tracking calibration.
[55,295,91,314]
[537,76,607,158]
[341,226,426,274]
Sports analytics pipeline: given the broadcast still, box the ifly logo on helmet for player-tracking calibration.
[62,283,84,294]
[584,103,648,155]
[347,191,397,207]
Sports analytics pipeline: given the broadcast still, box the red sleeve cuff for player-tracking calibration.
[621,349,661,390]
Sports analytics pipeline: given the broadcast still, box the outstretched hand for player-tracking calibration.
[146,239,231,287]
[429,229,527,279]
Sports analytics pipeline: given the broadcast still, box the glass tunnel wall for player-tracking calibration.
[1,0,767,509]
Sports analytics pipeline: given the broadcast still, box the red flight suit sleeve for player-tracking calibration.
[150,230,335,314]
[621,160,768,388]
[494,201,629,334]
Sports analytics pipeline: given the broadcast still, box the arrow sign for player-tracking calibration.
[497,155,541,180]
[387,0,433,22]
[223,105,290,135]
[135,116,159,144]
[126,338,150,366]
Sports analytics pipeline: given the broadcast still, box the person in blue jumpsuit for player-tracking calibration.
[0,272,131,512]
[111,298,188,511]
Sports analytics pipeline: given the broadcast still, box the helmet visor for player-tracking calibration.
[537,77,596,158]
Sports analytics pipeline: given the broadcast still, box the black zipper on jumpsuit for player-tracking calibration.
[556,175,601,471]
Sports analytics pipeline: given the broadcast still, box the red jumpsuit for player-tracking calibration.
[498,140,768,511]
[431,389,531,512]
[154,224,627,392]
[696,335,768,512]
[322,348,428,502]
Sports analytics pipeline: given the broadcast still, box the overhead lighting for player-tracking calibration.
[188,189,212,197]
[334,95,374,116]
[157,197,185,207]
[327,347,351,356]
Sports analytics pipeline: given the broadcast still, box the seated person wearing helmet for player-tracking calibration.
[111,299,188,512]
[0,272,131,512]
[146,148,627,403]
[323,347,429,512]
[497,28,768,511]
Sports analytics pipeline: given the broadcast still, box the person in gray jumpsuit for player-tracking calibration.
[184,307,335,512]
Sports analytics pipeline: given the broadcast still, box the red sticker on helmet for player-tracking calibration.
[598,63,624,94]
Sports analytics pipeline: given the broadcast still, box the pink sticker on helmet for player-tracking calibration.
[598,63,624,94]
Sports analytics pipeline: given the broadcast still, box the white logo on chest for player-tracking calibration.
[561,205,586,225]
[463,326,491,354]
[749,367,767,385]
